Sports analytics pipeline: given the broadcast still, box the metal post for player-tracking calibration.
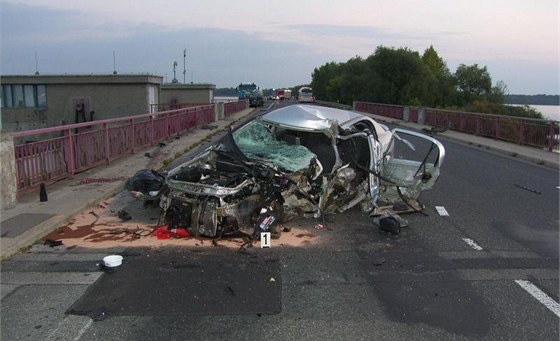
[104,122,110,163]
[518,121,524,145]
[548,122,555,151]
[183,49,187,84]
[476,116,481,136]
[130,118,136,153]
[66,128,75,176]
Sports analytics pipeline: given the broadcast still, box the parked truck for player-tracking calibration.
[237,83,264,107]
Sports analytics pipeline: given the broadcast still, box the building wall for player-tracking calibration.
[1,75,162,132]
[161,84,215,105]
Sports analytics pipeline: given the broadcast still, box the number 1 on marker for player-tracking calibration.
[261,232,271,248]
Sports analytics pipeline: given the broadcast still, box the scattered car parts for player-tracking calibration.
[127,105,445,237]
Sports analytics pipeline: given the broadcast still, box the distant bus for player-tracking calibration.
[298,87,314,103]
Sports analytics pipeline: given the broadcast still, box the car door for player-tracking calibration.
[380,128,445,202]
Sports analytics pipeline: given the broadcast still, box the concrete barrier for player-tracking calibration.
[0,130,17,209]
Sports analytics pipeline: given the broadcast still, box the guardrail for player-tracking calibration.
[224,99,249,117]
[354,101,559,152]
[151,103,207,112]
[13,105,215,195]
[151,100,249,116]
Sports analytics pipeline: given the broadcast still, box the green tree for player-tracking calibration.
[422,45,456,107]
[365,46,437,106]
[487,80,508,104]
[308,45,540,119]
[454,63,492,106]
[310,62,341,101]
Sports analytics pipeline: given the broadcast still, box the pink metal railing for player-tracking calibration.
[423,108,559,150]
[224,100,249,117]
[13,105,215,195]
[354,101,559,152]
[150,103,207,113]
[354,102,404,120]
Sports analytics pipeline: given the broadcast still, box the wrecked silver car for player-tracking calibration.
[158,104,445,237]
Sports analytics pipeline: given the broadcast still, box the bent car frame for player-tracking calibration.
[154,104,445,237]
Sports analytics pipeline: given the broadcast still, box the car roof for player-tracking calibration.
[261,104,365,130]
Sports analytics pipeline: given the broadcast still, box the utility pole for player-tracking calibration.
[183,49,187,84]
[113,51,117,75]
[34,52,39,75]
[172,61,178,83]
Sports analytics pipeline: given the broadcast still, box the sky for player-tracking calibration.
[1,0,559,95]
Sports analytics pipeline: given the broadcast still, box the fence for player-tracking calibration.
[224,100,249,117]
[354,102,404,120]
[354,101,559,152]
[150,103,207,112]
[13,104,219,195]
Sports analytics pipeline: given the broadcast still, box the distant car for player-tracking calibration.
[298,86,315,103]
[149,105,445,237]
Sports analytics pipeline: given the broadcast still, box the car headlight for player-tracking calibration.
[148,190,159,197]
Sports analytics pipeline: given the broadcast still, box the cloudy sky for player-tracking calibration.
[1,0,558,94]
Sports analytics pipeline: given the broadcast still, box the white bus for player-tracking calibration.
[298,87,314,103]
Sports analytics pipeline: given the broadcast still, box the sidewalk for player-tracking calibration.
[0,107,256,259]
[360,112,560,170]
[1,105,558,259]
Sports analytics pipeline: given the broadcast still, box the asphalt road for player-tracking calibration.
[1,100,558,341]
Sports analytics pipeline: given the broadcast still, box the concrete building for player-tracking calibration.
[160,83,216,108]
[0,74,163,132]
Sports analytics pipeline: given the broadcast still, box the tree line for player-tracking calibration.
[310,45,544,119]
[506,94,559,106]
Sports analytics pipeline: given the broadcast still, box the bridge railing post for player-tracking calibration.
[0,130,17,209]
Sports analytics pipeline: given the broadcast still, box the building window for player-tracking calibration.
[2,85,12,108]
[37,85,47,107]
[1,84,47,108]
[13,85,24,108]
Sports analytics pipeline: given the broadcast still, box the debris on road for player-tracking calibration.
[79,177,125,185]
[103,254,123,267]
[39,183,48,202]
[133,105,446,240]
[44,239,63,247]
[154,225,190,239]
[118,209,132,221]
[43,106,446,249]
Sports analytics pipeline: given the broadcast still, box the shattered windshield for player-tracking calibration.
[232,120,317,172]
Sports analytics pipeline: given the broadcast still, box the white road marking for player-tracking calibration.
[462,238,484,251]
[73,319,93,341]
[435,206,449,216]
[46,315,93,341]
[515,280,560,318]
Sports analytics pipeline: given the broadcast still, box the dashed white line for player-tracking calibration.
[435,206,449,216]
[462,238,484,251]
[515,280,560,318]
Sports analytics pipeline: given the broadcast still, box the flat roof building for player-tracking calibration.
[1,74,163,132]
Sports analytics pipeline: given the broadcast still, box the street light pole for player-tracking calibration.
[183,49,187,84]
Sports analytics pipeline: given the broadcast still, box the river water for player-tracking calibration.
[526,104,560,121]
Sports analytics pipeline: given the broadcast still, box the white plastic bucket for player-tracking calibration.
[103,255,123,268]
